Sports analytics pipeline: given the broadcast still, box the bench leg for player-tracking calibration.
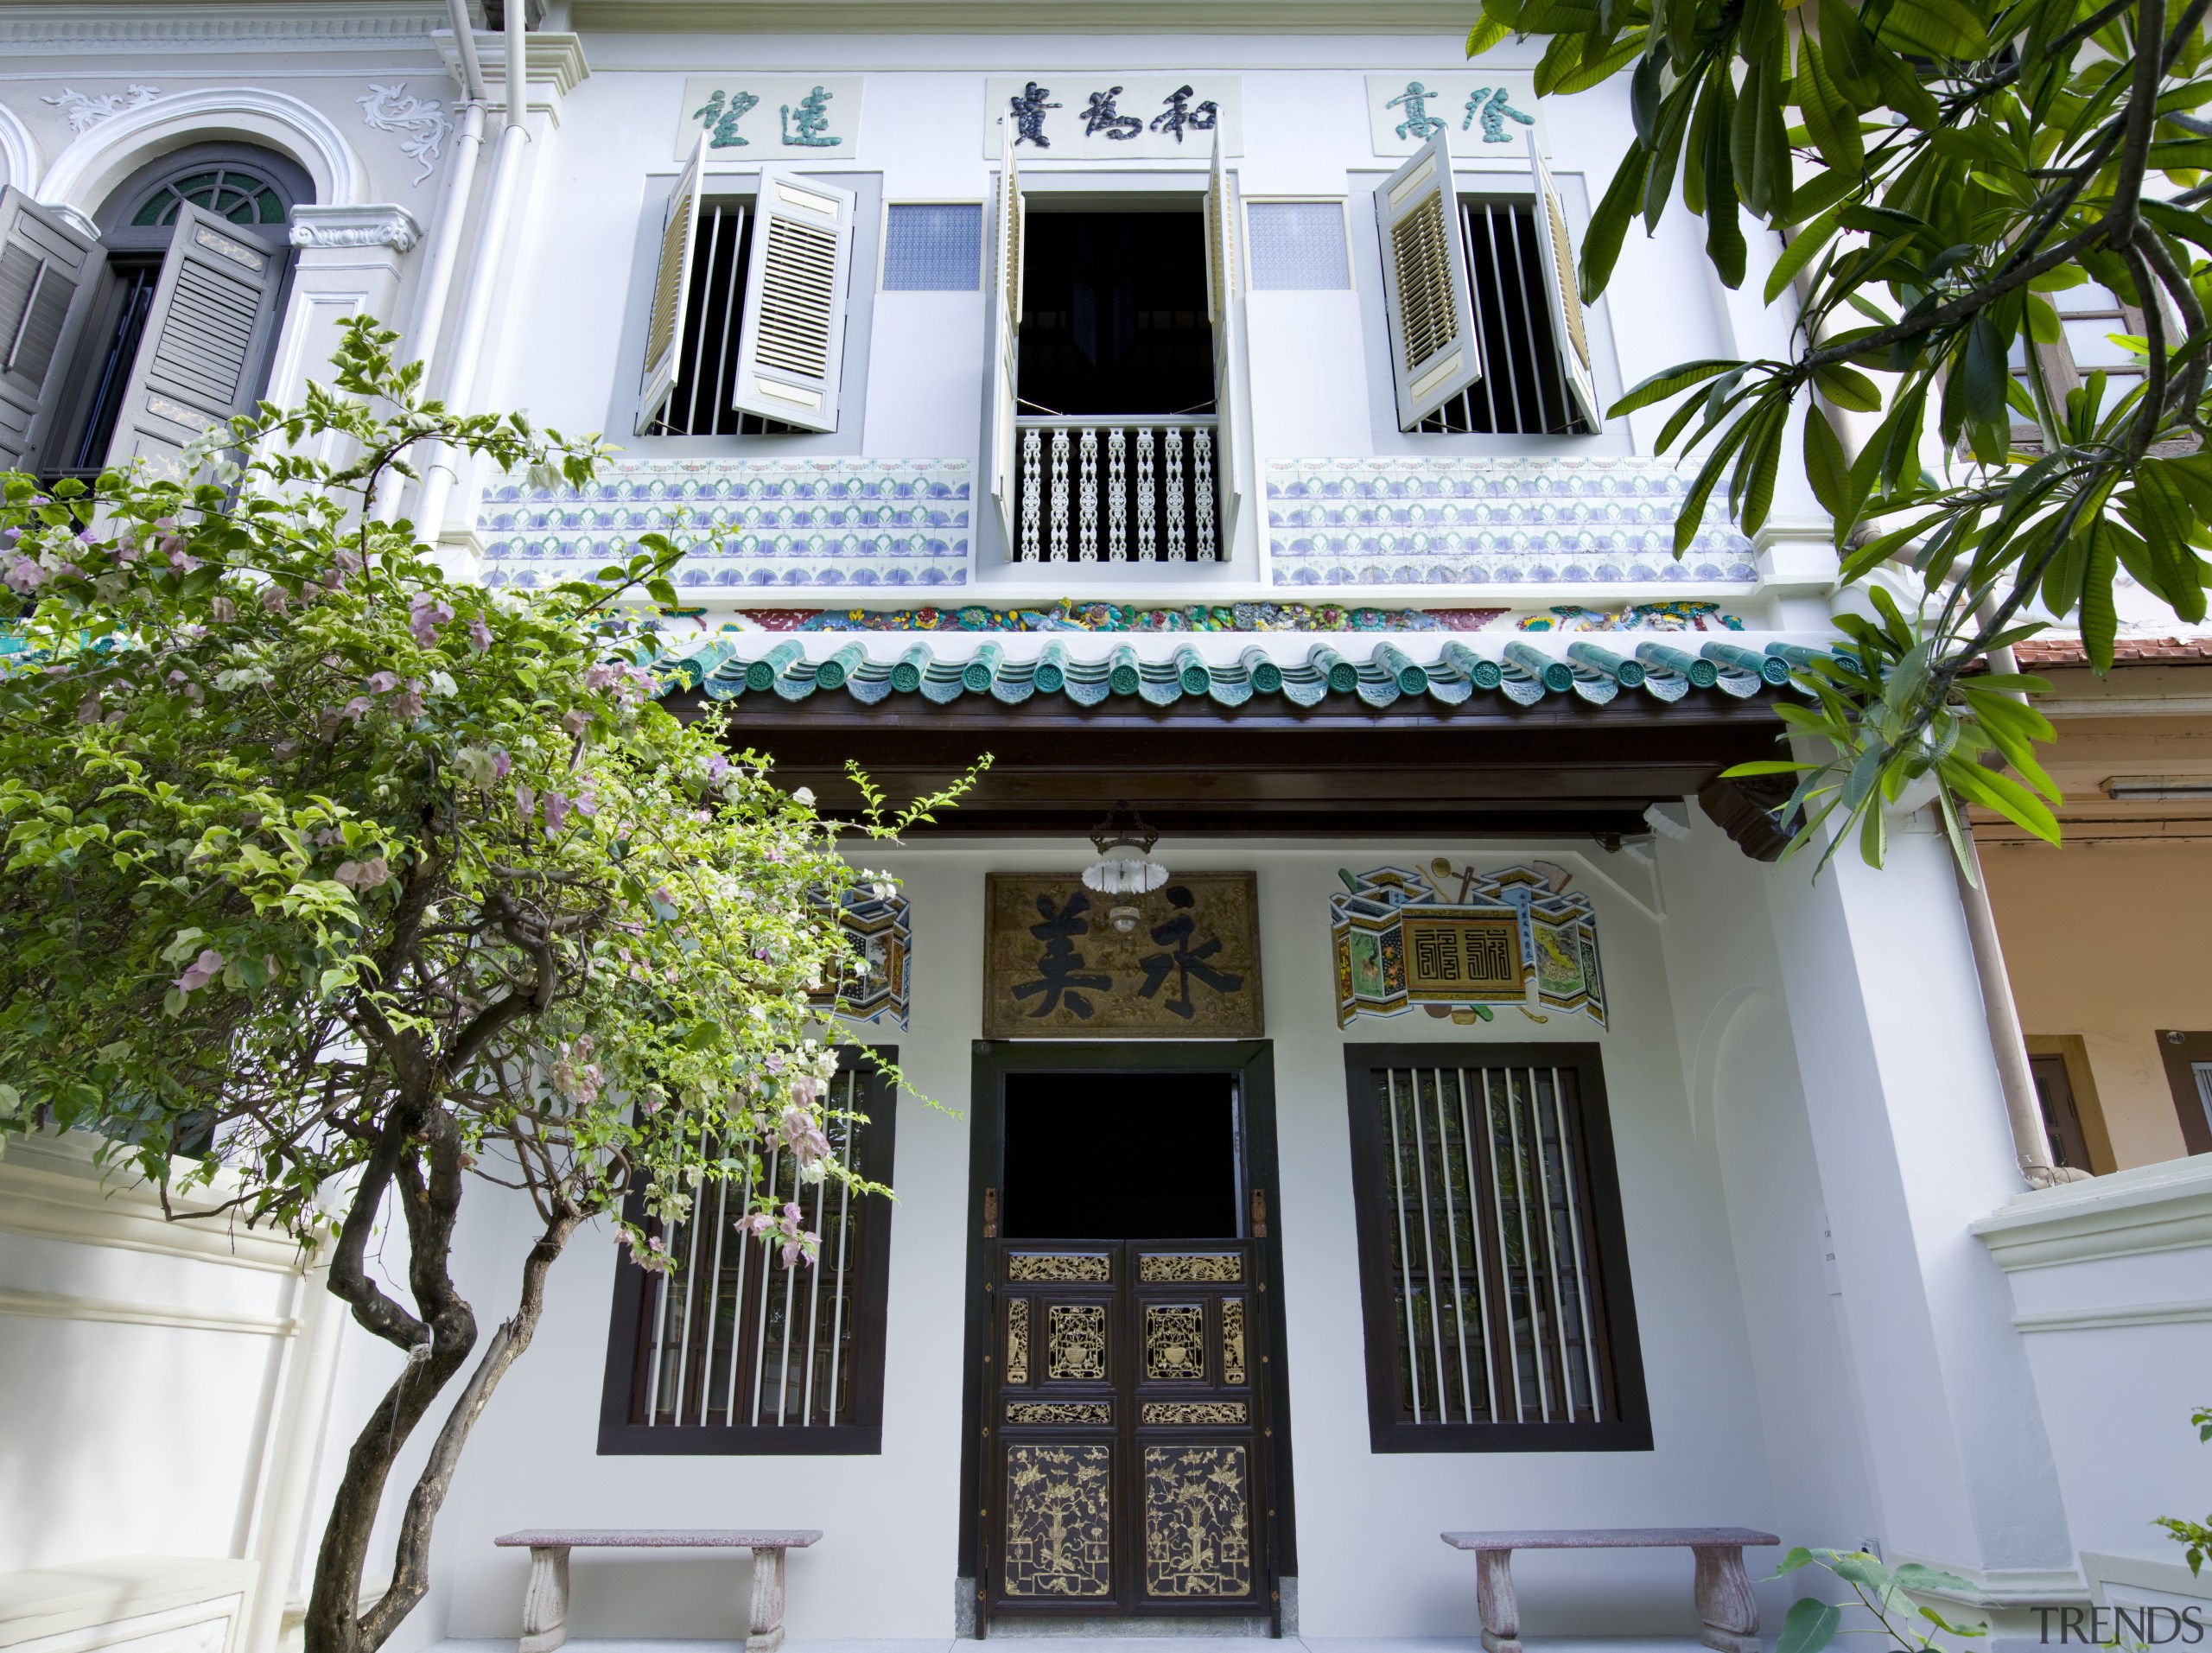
[747,1547,787,1653]
[1694,1545,1760,1653]
[1476,1550,1522,1653]
[518,1546,570,1653]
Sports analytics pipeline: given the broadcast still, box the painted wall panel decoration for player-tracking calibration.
[482,459,970,590]
[676,76,863,158]
[982,873,1262,1039]
[1363,73,1546,157]
[1332,861,1607,1027]
[1266,457,1760,588]
[984,75,1243,158]
[810,885,909,1028]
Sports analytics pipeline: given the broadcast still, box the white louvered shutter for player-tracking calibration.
[0,187,102,473]
[1375,130,1482,430]
[987,125,1024,544]
[1205,130,1244,550]
[105,205,285,478]
[638,133,708,436]
[730,168,855,434]
[1530,143,1603,433]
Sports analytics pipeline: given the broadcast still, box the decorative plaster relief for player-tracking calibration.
[358,84,450,185]
[41,85,160,132]
[485,459,970,590]
[289,203,422,252]
[1266,456,1760,588]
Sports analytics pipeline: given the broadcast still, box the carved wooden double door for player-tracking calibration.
[985,1238,1270,1622]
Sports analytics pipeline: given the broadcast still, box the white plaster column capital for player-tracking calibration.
[288,202,423,253]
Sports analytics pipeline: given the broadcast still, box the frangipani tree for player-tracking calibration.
[0,318,977,1653]
[1469,0,2212,868]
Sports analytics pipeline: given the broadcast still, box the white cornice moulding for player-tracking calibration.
[0,1558,258,1650]
[0,1130,308,1274]
[1972,1151,2212,1270]
[2012,1297,2212,1332]
[1882,1552,2088,1610]
[0,1286,298,1338]
[0,4,445,51]
[434,29,591,102]
[290,201,422,251]
[569,0,1483,29]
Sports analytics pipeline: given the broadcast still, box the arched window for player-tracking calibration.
[0,142,308,480]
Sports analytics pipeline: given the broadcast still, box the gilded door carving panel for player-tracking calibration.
[989,1239,1267,1619]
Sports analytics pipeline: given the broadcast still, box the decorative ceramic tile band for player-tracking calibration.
[1266,457,1760,587]
[743,602,1510,633]
[480,459,971,591]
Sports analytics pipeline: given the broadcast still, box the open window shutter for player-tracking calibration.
[0,186,102,473]
[1375,130,1482,431]
[1530,143,1603,433]
[730,168,855,434]
[1205,130,1243,550]
[638,133,708,436]
[987,128,1024,545]
[105,204,285,479]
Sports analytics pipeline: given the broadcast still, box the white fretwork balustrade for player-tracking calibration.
[1014,416,1220,564]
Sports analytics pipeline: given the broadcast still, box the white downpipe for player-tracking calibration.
[373,0,487,524]
[410,0,531,554]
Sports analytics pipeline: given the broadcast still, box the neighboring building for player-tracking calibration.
[1,6,2208,1653]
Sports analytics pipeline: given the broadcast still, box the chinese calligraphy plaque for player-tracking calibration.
[675,76,863,160]
[983,75,1243,160]
[984,872,1262,1039]
[1363,73,1545,158]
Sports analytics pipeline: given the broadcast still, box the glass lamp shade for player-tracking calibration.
[1083,844,1169,895]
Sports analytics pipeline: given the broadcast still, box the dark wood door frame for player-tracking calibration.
[957,1039,1298,1635]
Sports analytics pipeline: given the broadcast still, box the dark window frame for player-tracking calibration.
[596,1046,899,1456]
[2155,1030,2212,1158]
[1342,1042,1650,1453]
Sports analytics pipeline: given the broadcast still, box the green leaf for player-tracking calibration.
[1804,405,1853,520]
[1777,1597,1843,1653]
[1467,11,1514,54]
[1767,201,1847,304]
[1814,362,1885,412]
[2081,524,2119,671]
[1583,145,1654,302]
[1608,358,1739,416]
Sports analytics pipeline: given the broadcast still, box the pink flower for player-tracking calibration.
[334,856,391,892]
[366,671,398,694]
[573,791,597,817]
[341,696,374,722]
[779,1105,831,1172]
[585,664,620,690]
[388,679,425,720]
[562,708,591,737]
[260,585,289,614]
[468,616,493,652]
[515,783,535,818]
[210,595,235,621]
[174,948,225,995]
[4,556,48,593]
[333,549,363,575]
[409,594,454,645]
[75,693,101,724]
[491,749,512,780]
[168,549,198,574]
[542,791,573,832]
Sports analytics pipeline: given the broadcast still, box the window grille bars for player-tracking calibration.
[1379,1065,1608,1427]
[646,200,803,439]
[1419,200,1586,438]
[1012,416,1219,563]
[635,1070,867,1430]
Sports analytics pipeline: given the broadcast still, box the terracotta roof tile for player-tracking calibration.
[2015,636,2212,667]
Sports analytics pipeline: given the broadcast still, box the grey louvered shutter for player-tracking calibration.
[730,168,855,434]
[0,186,102,473]
[1375,130,1482,430]
[1530,143,1603,433]
[105,205,285,477]
[1204,130,1243,551]
[638,133,708,436]
[987,128,1024,545]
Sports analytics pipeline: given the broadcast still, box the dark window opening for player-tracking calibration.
[1419,199,1592,437]
[1018,210,1216,416]
[130,168,289,228]
[67,258,159,474]
[1002,1070,1240,1239]
[598,1050,899,1453]
[649,199,807,437]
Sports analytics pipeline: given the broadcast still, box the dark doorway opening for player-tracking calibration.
[1018,210,1216,416]
[1002,1070,1240,1239]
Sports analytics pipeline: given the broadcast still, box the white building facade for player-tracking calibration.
[3,5,2209,1653]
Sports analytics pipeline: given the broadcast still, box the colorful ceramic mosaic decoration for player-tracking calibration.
[1518,601,1745,632]
[1267,457,1760,587]
[810,885,911,1029]
[1331,861,1606,1028]
[480,459,971,591]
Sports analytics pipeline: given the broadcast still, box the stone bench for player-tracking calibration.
[493,1529,822,1653]
[1442,1527,1782,1653]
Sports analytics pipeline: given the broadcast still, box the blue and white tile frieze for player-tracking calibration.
[481,459,971,590]
[1266,457,1759,587]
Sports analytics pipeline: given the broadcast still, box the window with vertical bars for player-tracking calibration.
[1343,1046,1648,1452]
[1419,199,1593,437]
[647,198,806,438]
[598,1052,896,1454]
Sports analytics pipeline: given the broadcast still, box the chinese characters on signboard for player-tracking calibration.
[984,873,1263,1039]
[983,76,1243,159]
[1331,861,1605,1027]
[1363,73,1546,158]
[676,76,864,160]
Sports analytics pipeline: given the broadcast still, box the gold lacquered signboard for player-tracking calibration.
[983,873,1262,1039]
